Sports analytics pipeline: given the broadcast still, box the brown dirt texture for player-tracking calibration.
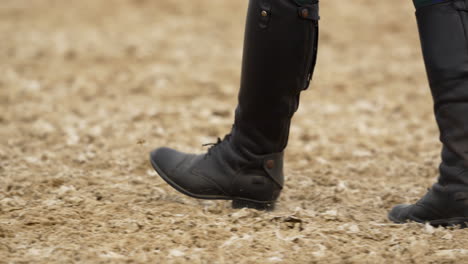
[2,0,468,263]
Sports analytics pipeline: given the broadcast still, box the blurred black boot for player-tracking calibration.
[388,0,468,227]
[150,0,319,210]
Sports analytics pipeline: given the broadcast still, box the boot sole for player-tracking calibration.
[149,154,276,210]
[388,213,468,228]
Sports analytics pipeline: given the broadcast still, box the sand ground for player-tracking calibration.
[2,0,468,263]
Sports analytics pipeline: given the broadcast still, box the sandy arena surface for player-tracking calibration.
[2,0,468,263]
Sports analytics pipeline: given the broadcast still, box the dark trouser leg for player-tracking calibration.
[389,0,468,226]
[149,0,319,210]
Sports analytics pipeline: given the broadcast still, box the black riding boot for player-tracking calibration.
[388,0,468,227]
[149,0,319,210]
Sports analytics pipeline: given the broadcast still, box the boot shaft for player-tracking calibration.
[233,0,319,154]
[416,0,468,184]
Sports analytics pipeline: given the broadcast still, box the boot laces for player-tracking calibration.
[202,134,231,157]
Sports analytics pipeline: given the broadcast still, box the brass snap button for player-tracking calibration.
[261,10,268,17]
[301,8,309,18]
[266,160,275,169]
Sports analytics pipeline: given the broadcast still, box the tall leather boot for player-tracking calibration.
[149,0,319,210]
[388,0,468,227]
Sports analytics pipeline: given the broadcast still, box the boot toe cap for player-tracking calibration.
[388,204,413,223]
[150,147,187,176]
[150,147,223,197]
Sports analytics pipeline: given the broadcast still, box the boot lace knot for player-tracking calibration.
[202,134,231,157]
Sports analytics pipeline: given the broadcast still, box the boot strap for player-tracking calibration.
[297,3,320,21]
[262,154,284,189]
[259,0,272,29]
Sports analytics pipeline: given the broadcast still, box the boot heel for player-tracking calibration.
[231,199,275,211]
